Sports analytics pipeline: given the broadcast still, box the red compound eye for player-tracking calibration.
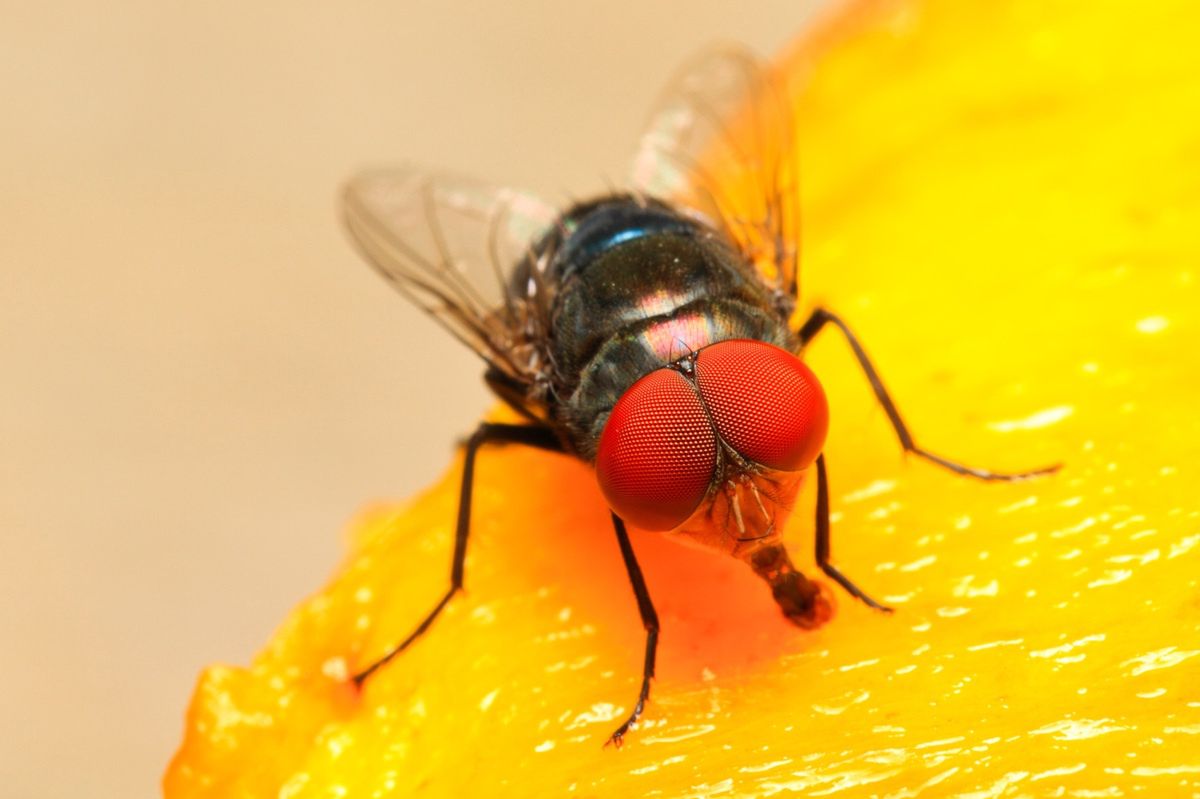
[596,368,717,531]
[694,339,828,472]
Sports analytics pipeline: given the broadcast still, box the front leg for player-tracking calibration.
[352,422,563,686]
[605,513,660,748]
[813,453,892,612]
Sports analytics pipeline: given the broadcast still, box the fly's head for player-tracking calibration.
[595,339,828,558]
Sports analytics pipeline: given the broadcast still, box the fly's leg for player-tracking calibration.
[605,513,660,749]
[797,308,1060,481]
[351,422,563,687]
[814,453,892,612]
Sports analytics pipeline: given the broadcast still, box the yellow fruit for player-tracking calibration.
[166,1,1200,795]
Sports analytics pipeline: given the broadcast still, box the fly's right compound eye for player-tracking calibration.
[596,369,717,531]
[693,339,828,473]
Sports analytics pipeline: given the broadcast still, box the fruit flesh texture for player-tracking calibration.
[166,1,1200,796]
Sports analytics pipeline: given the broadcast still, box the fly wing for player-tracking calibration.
[342,168,560,390]
[631,45,800,309]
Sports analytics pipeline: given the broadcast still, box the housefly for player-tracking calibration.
[341,46,1057,747]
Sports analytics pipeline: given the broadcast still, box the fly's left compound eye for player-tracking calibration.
[595,369,718,531]
[694,339,829,472]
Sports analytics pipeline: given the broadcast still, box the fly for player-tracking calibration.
[341,46,1058,747]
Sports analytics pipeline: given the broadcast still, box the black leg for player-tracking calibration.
[798,308,1060,481]
[814,453,892,612]
[605,513,660,749]
[352,421,563,687]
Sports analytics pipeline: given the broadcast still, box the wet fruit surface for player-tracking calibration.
[166,1,1200,795]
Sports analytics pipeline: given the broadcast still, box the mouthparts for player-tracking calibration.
[747,542,834,629]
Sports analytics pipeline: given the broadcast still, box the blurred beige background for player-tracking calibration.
[1,1,818,795]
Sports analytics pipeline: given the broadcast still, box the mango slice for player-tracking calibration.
[165,1,1200,795]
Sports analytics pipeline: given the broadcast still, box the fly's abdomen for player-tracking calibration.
[546,198,794,459]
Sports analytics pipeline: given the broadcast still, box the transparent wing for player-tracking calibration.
[342,168,559,387]
[340,169,559,386]
[631,45,800,305]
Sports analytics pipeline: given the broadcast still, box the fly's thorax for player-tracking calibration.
[540,197,794,457]
[563,304,793,459]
